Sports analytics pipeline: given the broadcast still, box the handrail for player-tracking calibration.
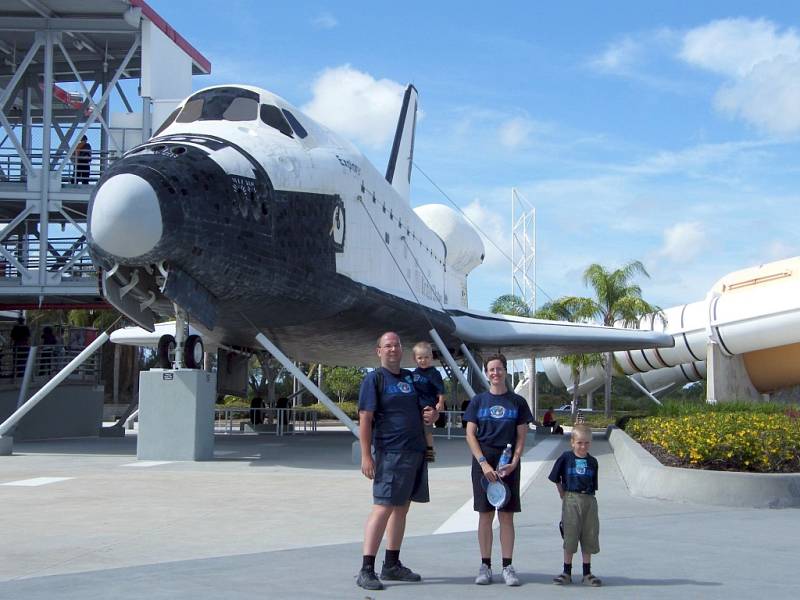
[214,406,318,437]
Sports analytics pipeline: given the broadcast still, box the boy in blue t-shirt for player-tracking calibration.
[411,341,445,462]
[548,424,602,587]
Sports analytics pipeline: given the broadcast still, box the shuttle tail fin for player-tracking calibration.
[385,84,418,202]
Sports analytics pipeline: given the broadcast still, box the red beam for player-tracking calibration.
[131,0,212,74]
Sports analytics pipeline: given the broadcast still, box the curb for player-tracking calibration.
[607,426,800,509]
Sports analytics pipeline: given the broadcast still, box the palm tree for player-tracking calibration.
[560,352,603,421]
[582,261,662,418]
[489,294,532,317]
[535,296,600,421]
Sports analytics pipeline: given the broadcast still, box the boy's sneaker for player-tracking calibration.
[582,573,602,587]
[357,567,384,590]
[502,565,520,586]
[475,564,492,585]
[380,561,421,582]
[553,572,572,585]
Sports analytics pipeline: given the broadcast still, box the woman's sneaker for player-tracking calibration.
[502,565,520,586]
[475,564,492,585]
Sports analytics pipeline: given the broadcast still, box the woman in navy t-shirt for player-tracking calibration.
[464,353,533,586]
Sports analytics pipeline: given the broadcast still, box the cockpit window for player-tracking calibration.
[224,97,258,121]
[282,109,308,139]
[176,99,203,123]
[260,105,293,137]
[176,87,260,123]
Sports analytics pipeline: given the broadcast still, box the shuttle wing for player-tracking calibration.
[446,307,674,359]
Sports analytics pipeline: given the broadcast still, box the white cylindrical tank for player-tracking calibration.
[542,356,564,389]
[632,361,706,397]
[542,356,605,395]
[413,204,484,274]
[615,256,800,393]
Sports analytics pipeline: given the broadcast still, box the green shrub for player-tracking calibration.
[304,401,360,420]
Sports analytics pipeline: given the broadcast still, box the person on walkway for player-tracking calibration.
[356,331,438,591]
[39,326,58,377]
[548,423,602,587]
[464,353,533,586]
[10,316,30,378]
[74,135,92,184]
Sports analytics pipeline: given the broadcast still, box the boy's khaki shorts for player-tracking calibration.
[562,492,600,554]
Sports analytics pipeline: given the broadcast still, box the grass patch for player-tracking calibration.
[624,403,800,473]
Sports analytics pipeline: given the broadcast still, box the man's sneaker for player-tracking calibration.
[475,563,492,585]
[502,565,520,586]
[380,561,421,582]
[357,567,384,590]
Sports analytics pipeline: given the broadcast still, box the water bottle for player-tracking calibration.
[498,443,513,474]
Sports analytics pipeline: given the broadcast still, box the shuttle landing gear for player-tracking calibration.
[158,304,204,369]
[184,335,204,369]
[157,334,176,368]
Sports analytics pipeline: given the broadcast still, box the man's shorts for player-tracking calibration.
[561,492,600,554]
[373,450,429,506]
[471,445,522,513]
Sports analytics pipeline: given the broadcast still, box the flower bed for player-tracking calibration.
[625,408,800,473]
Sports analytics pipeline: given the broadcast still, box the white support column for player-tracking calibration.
[16,346,39,409]
[255,333,358,437]
[429,329,475,398]
[459,343,489,390]
[627,375,664,406]
[39,31,56,287]
[530,354,537,419]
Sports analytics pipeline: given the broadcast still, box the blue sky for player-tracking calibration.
[146,0,800,312]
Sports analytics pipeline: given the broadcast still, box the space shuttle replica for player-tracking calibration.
[87,84,672,372]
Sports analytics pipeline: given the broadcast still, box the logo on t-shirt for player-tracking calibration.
[575,458,587,475]
[397,381,412,394]
[489,405,506,419]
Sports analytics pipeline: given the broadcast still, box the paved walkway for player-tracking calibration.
[0,432,796,599]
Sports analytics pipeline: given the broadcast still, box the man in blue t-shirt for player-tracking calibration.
[356,331,438,591]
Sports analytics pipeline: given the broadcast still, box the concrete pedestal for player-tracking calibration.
[706,342,762,403]
[137,369,216,461]
[0,435,12,456]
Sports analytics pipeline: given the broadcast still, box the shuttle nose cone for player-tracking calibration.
[90,173,163,258]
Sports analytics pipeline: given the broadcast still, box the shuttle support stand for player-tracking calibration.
[429,329,476,398]
[705,342,762,404]
[137,369,216,461]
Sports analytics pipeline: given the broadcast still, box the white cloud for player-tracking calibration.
[311,12,338,30]
[765,240,799,261]
[658,222,706,262]
[498,117,535,149]
[679,18,800,135]
[302,65,405,149]
[589,37,641,74]
[680,18,800,77]
[462,198,509,269]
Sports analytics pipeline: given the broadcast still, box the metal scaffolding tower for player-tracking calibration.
[0,0,209,309]
[510,187,535,310]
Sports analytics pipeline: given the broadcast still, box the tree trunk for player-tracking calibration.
[571,369,579,422]
[604,351,612,418]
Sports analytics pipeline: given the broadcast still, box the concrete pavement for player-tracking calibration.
[0,431,795,599]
